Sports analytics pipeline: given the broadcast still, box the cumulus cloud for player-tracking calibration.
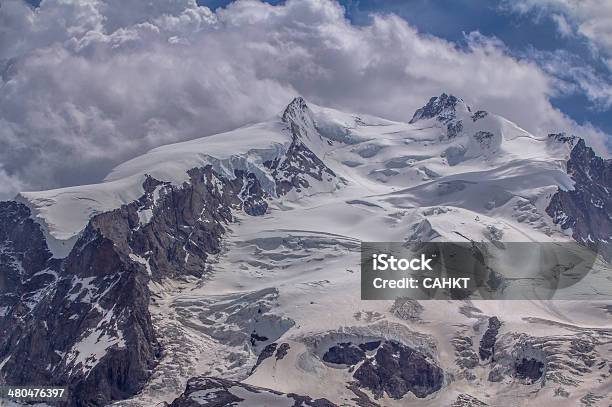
[0,0,608,199]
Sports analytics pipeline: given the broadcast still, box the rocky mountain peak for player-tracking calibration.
[548,132,578,147]
[409,93,471,124]
[546,139,611,259]
[566,139,610,185]
[281,96,315,131]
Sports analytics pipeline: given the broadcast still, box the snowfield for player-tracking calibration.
[7,95,612,406]
[18,96,574,251]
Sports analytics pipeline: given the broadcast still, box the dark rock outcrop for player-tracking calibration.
[265,134,336,195]
[479,316,502,361]
[265,97,338,196]
[0,201,53,304]
[0,202,57,390]
[446,120,464,139]
[451,393,488,406]
[452,336,479,371]
[323,342,366,366]
[546,139,611,259]
[0,206,161,406]
[358,341,381,352]
[473,131,495,148]
[251,342,277,374]
[471,110,488,122]
[170,376,337,407]
[0,166,271,407]
[480,330,609,387]
[352,340,444,399]
[250,342,291,375]
[548,132,578,147]
[515,357,544,382]
[409,93,468,124]
[276,343,290,360]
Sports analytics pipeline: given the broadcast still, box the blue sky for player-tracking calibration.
[198,0,612,136]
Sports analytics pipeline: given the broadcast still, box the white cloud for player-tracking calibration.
[551,13,573,37]
[525,48,612,110]
[0,0,608,199]
[0,164,26,198]
[505,0,612,69]
[504,0,612,123]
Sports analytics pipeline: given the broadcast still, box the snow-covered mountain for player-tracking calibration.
[0,94,610,406]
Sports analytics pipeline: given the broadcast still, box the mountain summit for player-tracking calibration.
[409,92,471,124]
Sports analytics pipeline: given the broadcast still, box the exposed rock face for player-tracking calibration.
[483,327,612,389]
[170,376,337,407]
[0,203,162,406]
[0,201,52,308]
[266,134,337,195]
[0,202,57,393]
[451,394,488,407]
[446,120,464,139]
[122,167,259,280]
[479,316,502,361]
[546,139,611,259]
[452,335,479,371]
[265,97,338,196]
[473,131,495,148]
[409,93,478,146]
[0,166,272,407]
[359,341,381,352]
[515,357,545,382]
[323,342,366,366]
[352,340,444,399]
[410,94,506,167]
[471,110,488,122]
[276,342,291,360]
[282,97,315,130]
[250,341,291,374]
[548,132,578,147]
[239,171,269,216]
[251,342,278,374]
[409,93,468,124]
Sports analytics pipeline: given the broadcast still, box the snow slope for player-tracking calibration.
[18,95,574,254]
[11,95,611,406]
[16,121,292,257]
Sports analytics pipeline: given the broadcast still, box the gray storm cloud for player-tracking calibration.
[0,0,607,199]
